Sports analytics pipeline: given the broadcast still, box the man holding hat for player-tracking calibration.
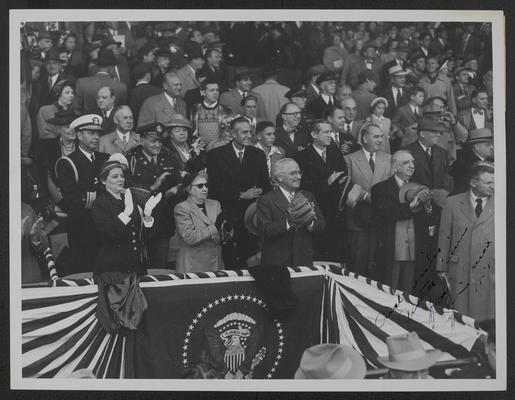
[306,72,338,120]
[451,128,494,194]
[74,47,127,114]
[219,68,266,118]
[176,45,205,97]
[372,150,430,292]
[380,64,410,119]
[55,114,110,274]
[126,122,182,269]
[378,332,441,379]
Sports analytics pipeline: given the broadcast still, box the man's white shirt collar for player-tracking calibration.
[232,142,245,158]
[164,92,176,108]
[79,146,94,162]
[279,186,295,203]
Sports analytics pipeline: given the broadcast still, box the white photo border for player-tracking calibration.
[9,8,506,391]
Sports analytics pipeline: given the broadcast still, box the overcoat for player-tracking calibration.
[174,197,223,273]
[436,192,495,321]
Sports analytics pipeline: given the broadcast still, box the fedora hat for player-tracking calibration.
[466,128,493,145]
[294,344,367,379]
[416,115,446,132]
[244,202,259,236]
[377,332,441,371]
[398,182,428,203]
[388,65,410,76]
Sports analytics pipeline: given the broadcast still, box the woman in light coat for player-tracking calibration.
[174,170,224,273]
[365,97,392,154]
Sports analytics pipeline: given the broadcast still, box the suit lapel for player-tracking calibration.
[356,149,373,182]
[412,142,432,176]
[458,193,477,224]
[476,195,494,226]
[161,93,176,117]
[372,152,387,183]
[187,197,211,225]
[271,188,291,219]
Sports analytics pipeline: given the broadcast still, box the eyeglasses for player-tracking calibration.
[191,183,208,189]
[288,170,303,177]
[283,112,302,116]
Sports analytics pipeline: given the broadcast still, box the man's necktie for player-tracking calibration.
[48,77,53,90]
[369,154,375,172]
[328,97,333,107]
[395,89,402,106]
[425,147,432,161]
[473,108,484,116]
[345,124,352,136]
[238,151,244,164]
[242,92,248,99]
[90,153,95,162]
[475,198,483,218]
[321,149,326,162]
[289,192,295,203]
[414,107,419,116]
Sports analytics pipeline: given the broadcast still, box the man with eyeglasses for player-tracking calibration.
[256,158,326,267]
[274,102,310,158]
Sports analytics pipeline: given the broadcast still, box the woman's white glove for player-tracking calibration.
[144,192,162,217]
[123,188,134,216]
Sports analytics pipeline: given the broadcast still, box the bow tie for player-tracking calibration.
[473,109,484,116]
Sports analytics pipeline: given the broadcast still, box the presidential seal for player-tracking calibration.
[182,294,285,379]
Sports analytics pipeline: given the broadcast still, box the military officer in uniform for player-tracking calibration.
[55,114,110,275]
[126,122,183,269]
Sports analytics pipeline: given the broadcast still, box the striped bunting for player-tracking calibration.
[21,263,483,378]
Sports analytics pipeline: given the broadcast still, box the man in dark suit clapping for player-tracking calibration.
[257,158,326,267]
[207,117,271,269]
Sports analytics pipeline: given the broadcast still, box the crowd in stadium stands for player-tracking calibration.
[21,21,495,325]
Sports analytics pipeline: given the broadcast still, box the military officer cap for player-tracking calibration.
[70,114,105,132]
[136,122,166,140]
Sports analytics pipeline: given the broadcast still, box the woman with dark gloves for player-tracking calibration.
[91,160,162,332]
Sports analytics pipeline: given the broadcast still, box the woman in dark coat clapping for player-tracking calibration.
[91,160,162,332]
